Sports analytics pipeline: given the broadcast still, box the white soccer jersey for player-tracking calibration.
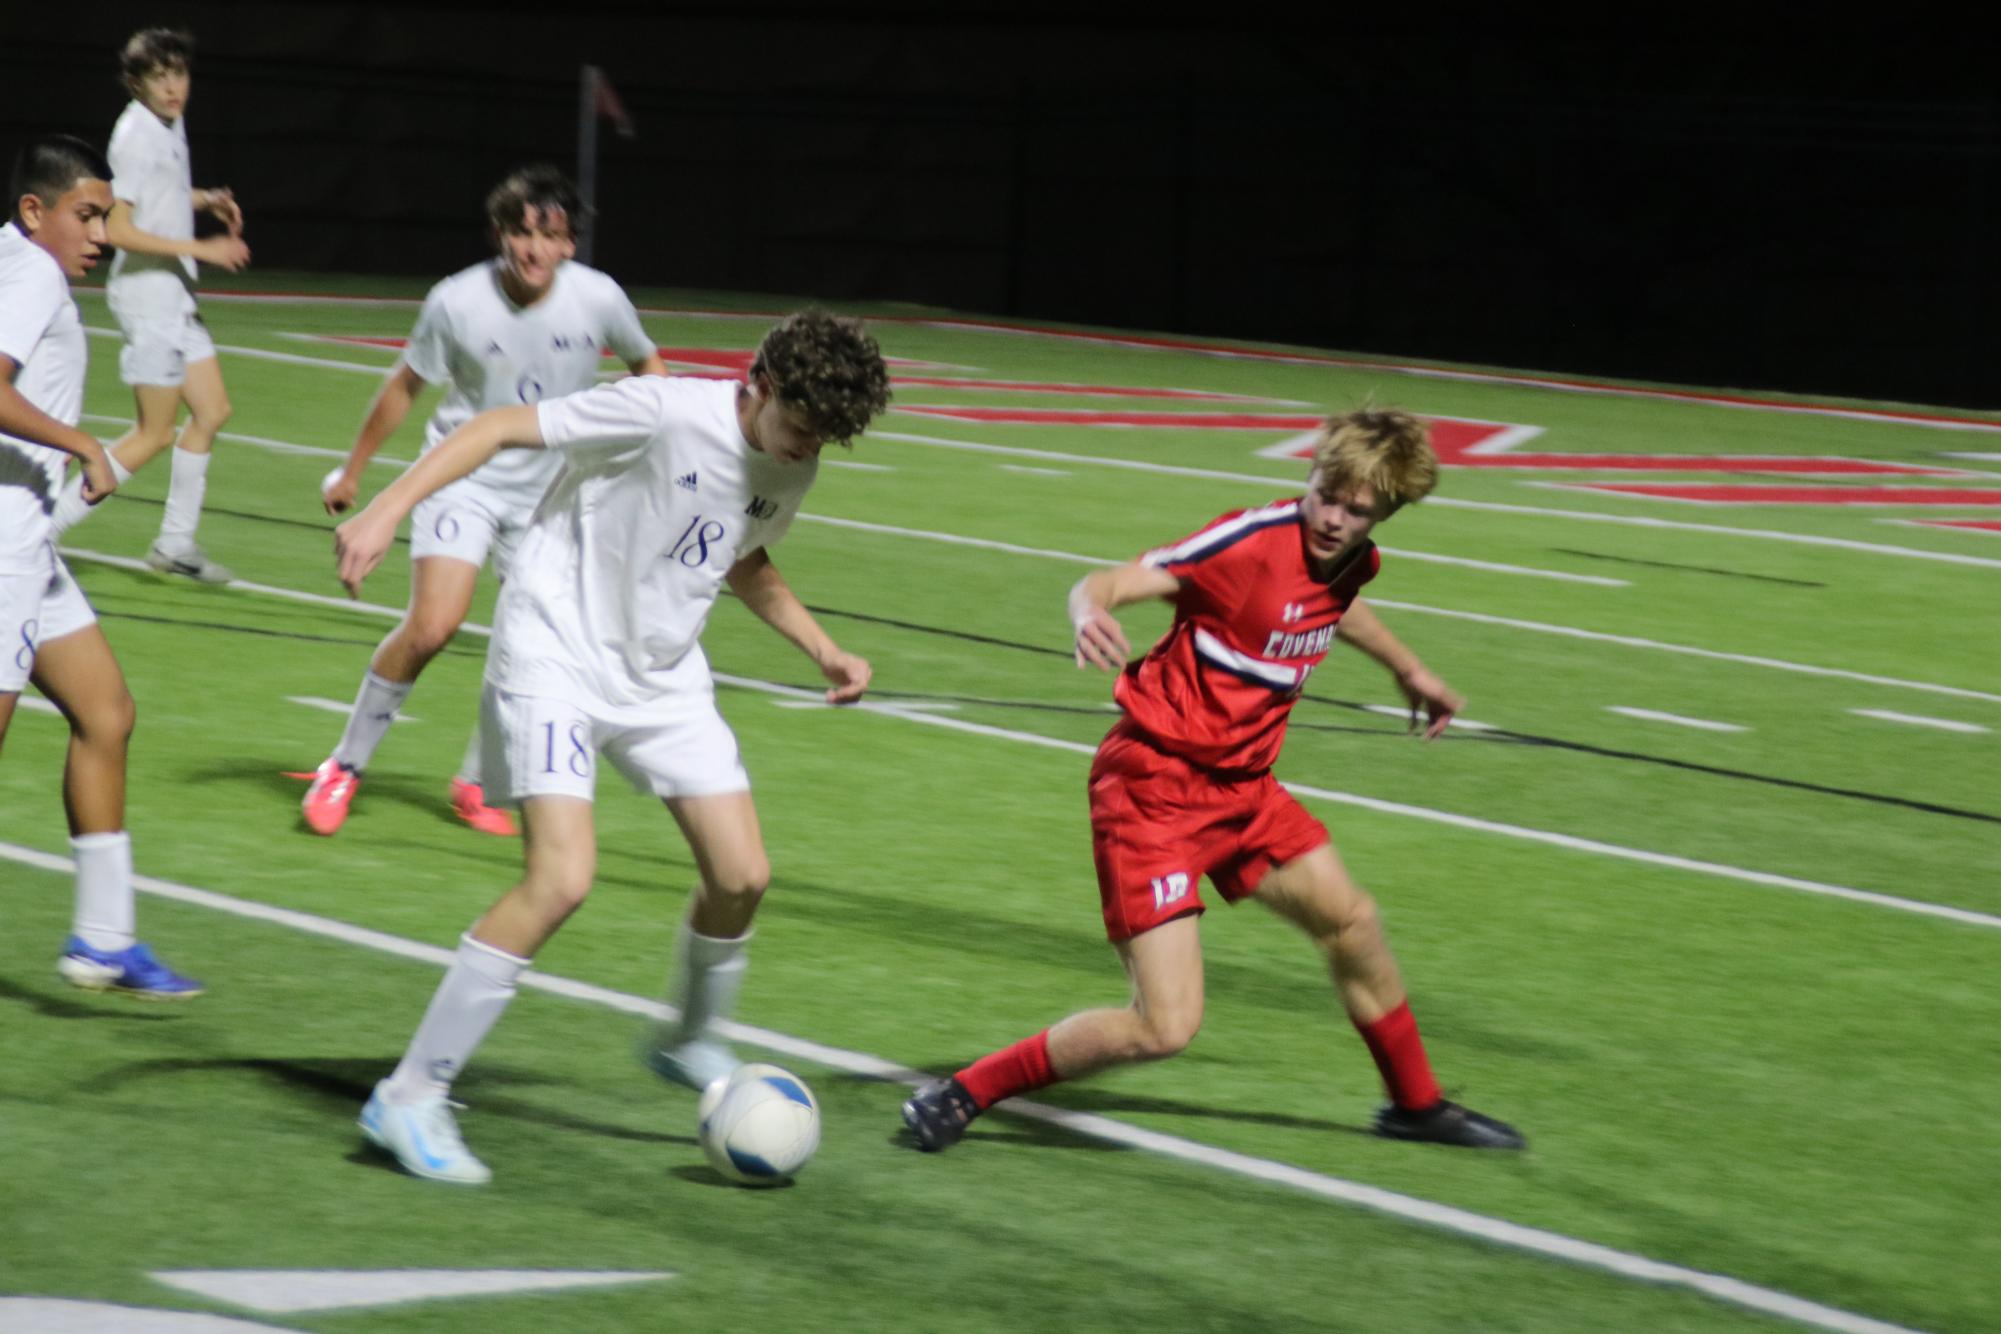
[0,223,87,569]
[106,100,196,287]
[404,259,656,501]
[487,376,816,717]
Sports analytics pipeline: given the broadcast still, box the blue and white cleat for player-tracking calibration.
[359,1082,492,1185]
[644,1035,740,1094]
[57,937,204,1000]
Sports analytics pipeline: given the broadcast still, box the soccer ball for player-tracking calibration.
[697,1063,821,1186]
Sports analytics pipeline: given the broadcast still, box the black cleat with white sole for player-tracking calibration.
[1374,1099,1525,1150]
[901,1076,982,1152]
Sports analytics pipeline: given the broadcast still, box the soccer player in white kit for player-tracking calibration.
[332,310,890,1182]
[1,135,200,999]
[48,27,250,583]
[300,166,666,838]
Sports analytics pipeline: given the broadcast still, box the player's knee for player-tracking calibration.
[704,854,770,907]
[75,689,137,748]
[194,394,233,431]
[403,615,461,663]
[1135,1007,1201,1060]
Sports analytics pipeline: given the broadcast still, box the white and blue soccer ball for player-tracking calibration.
[698,1062,821,1186]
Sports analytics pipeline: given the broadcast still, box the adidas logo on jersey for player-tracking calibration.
[483,341,503,358]
[676,472,699,491]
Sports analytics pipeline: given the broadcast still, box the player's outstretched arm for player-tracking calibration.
[1334,599,1463,740]
[105,200,249,271]
[725,549,870,703]
[0,363,117,503]
[628,353,669,378]
[1068,561,1181,671]
[323,362,429,514]
[334,403,542,596]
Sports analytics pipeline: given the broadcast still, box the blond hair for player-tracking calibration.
[1310,408,1438,512]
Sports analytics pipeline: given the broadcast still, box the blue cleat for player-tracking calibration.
[57,937,204,1000]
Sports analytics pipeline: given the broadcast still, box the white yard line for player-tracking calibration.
[1850,710,1990,735]
[12,696,60,715]
[85,325,397,377]
[0,838,1929,1334]
[285,696,418,723]
[868,430,2001,571]
[50,547,2000,933]
[82,414,411,468]
[1361,704,1496,732]
[1607,707,1748,733]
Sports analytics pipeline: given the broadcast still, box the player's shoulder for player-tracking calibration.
[109,101,167,148]
[1145,496,1300,566]
[0,226,66,301]
[427,261,496,305]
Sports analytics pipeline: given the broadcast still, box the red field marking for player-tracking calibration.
[308,337,1275,401]
[1557,483,2001,506]
[1902,519,2001,533]
[223,288,2001,434]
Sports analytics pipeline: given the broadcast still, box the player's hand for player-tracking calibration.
[1073,606,1130,671]
[197,234,251,272]
[334,509,394,597]
[201,186,244,235]
[321,467,361,515]
[818,649,872,704]
[1396,666,1464,741]
[79,448,119,506]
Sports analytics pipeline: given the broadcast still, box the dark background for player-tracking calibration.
[4,7,1992,406]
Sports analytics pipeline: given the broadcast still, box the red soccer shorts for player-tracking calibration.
[1088,722,1329,942]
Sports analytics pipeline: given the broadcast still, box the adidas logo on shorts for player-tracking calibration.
[675,472,699,491]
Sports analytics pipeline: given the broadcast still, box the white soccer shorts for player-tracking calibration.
[479,683,751,807]
[0,549,99,693]
[410,478,534,578]
[107,282,216,388]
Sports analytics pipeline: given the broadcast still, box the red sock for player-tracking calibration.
[1354,1001,1441,1111]
[954,1030,1057,1109]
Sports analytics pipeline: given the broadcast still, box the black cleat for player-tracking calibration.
[901,1077,982,1152]
[1374,1099,1525,1150]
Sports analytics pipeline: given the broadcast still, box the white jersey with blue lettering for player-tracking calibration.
[488,375,815,719]
[0,223,87,570]
[404,259,655,502]
[106,99,196,293]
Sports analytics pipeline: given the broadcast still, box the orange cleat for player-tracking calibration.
[301,758,361,835]
[450,778,519,837]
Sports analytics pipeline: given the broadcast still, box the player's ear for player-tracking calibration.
[15,193,44,236]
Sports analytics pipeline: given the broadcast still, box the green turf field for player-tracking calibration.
[2,271,1996,1332]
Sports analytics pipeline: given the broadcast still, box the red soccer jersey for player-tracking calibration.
[1113,498,1380,773]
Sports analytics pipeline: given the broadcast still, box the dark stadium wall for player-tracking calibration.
[3,7,1989,408]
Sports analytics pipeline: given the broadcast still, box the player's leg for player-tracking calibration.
[301,554,480,834]
[147,350,232,581]
[445,516,523,837]
[902,916,1205,1151]
[361,690,600,1182]
[643,789,770,1090]
[32,610,200,998]
[47,381,172,536]
[1254,842,1523,1149]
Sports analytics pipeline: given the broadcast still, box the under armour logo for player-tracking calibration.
[675,472,699,491]
[1281,602,1306,624]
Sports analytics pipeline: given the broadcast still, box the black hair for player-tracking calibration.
[10,134,112,226]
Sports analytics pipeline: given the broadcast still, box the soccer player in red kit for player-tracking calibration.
[902,408,1523,1151]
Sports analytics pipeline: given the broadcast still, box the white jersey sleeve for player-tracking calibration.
[598,285,654,367]
[534,375,666,468]
[403,283,453,385]
[0,256,62,370]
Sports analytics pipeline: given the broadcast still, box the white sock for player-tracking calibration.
[455,721,483,787]
[50,453,133,537]
[383,932,530,1103]
[156,447,211,550]
[71,831,136,952]
[332,671,412,772]
[662,920,750,1046]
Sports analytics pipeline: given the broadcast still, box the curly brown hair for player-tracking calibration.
[749,310,891,447]
[1310,407,1439,513]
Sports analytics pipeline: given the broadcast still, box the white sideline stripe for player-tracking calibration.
[999,464,1072,477]
[1608,707,1748,733]
[0,838,1925,1334]
[1850,709,1990,735]
[1941,453,2001,461]
[825,460,894,472]
[13,695,60,715]
[81,414,411,469]
[285,695,417,724]
[868,430,2001,571]
[152,1268,672,1314]
[803,510,1622,587]
[1361,599,2001,706]
[1361,703,1497,732]
[85,325,397,376]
